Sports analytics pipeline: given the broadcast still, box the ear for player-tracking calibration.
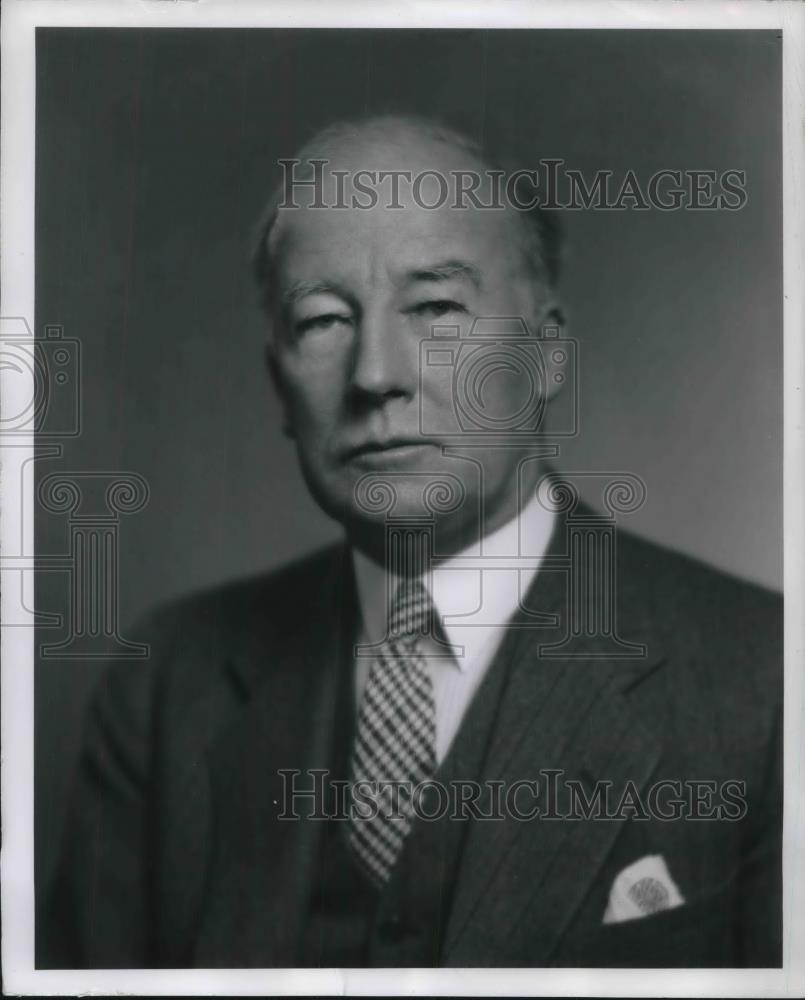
[265,340,296,440]
[537,303,569,402]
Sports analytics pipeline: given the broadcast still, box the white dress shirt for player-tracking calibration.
[352,492,556,764]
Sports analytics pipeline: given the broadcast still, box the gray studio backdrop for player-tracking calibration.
[34,28,782,917]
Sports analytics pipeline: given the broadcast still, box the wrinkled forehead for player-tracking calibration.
[270,138,520,285]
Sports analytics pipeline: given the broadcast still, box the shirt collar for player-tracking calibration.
[351,490,556,670]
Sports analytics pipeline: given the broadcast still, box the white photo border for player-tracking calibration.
[1,0,803,995]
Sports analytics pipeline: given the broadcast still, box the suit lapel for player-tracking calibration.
[444,509,665,966]
[194,543,356,967]
[192,497,667,966]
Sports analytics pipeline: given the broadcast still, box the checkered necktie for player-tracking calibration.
[347,579,438,885]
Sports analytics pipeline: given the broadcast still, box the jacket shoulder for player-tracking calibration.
[617,528,782,633]
[133,541,347,643]
[96,542,348,708]
[615,529,782,742]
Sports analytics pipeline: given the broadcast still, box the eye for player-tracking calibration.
[411,299,467,318]
[294,312,352,335]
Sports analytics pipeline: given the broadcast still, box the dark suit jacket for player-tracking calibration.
[42,515,782,968]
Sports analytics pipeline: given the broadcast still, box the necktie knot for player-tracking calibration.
[388,579,434,645]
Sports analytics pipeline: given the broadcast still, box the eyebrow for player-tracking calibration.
[405,260,482,289]
[280,259,482,309]
[280,280,352,309]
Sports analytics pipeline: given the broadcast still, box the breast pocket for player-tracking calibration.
[555,882,740,968]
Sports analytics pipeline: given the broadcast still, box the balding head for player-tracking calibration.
[253,113,568,559]
[252,114,561,319]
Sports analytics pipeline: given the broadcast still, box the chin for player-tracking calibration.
[353,470,470,521]
[304,459,479,542]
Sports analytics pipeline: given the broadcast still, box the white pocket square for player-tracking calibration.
[603,854,685,924]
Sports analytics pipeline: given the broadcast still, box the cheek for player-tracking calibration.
[422,361,455,403]
[281,359,345,432]
[480,363,539,421]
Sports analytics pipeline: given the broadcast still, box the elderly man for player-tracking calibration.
[45,115,782,969]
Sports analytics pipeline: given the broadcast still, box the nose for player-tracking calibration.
[350,305,414,402]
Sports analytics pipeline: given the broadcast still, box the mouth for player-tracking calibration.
[343,438,440,466]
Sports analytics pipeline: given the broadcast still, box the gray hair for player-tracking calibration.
[251,113,562,316]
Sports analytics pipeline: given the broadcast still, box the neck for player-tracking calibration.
[347,459,549,571]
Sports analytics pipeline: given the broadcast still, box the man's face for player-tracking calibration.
[267,139,552,554]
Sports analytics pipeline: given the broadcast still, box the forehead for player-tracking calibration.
[276,203,514,282]
[270,135,522,289]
